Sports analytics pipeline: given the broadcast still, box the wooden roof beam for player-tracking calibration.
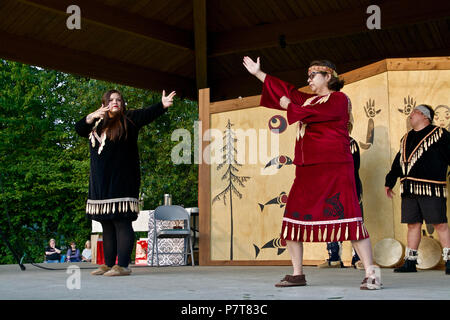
[209,48,450,101]
[209,59,380,102]
[18,0,194,52]
[0,30,196,98]
[209,0,450,57]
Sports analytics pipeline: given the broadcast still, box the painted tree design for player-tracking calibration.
[212,119,250,260]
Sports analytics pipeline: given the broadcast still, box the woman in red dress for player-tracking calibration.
[243,56,381,290]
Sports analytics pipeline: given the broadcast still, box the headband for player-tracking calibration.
[308,65,338,78]
[414,105,432,120]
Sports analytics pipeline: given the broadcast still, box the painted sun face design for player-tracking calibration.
[433,105,450,130]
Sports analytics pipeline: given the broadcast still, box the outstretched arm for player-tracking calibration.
[244,56,314,111]
[129,90,175,128]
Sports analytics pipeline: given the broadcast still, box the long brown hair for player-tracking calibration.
[101,89,128,141]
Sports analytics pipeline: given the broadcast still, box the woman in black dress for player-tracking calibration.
[75,89,175,276]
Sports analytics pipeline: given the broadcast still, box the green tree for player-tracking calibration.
[0,60,198,264]
[0,61,88,263]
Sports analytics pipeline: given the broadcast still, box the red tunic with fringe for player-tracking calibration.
[260,75,369,242]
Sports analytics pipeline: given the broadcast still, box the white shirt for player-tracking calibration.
[82,248,92,260]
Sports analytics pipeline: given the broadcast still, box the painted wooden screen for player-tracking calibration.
[199,57,450,265]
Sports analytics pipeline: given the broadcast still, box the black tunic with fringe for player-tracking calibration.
[75,102,167,221]
[385,125,450,198]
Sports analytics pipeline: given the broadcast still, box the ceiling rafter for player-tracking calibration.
[1,0,449,101]
[18,0,194,52]
[0,30,195,97]
[210,46,450,101]
[209,0,450,57]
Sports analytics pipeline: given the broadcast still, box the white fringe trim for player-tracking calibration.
[89,119,107,154]
[400,178,447,198]
[443,247,450,262]
[400,127,443,175]
[405,247,418,261]
[281,218,367,242]
[86,197,140,215]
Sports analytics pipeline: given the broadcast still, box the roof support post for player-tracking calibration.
[193,0,208,92]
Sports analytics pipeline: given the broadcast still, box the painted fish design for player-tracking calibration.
[253,237,287,258]
[259,191,287,212]
[264,155,293,169]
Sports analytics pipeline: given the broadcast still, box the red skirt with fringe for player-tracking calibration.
[281,162,369,242]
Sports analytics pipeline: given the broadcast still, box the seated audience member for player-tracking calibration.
[66,241,81,262]
[82,240,92,262]
[45,238,61,263]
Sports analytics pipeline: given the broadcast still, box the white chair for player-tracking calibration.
[151,205,194,266]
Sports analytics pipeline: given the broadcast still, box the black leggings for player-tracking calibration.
[100,219,135,268]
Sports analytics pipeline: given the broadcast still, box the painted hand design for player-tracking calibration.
[398,95,416,115]
[364,98,381,118]
[360,99,381,150]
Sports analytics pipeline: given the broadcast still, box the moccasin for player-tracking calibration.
[360,275,382,290]
[103,265,132,276]
[90,264,111,276]
[354,260,364,270]
[275,274,307,287]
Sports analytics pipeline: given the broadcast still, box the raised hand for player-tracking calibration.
[243,56,266,83]
[243,56,260,75]
[162,90,176,108]
[86,104,109,124]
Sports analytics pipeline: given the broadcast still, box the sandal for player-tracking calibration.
[275,274,307,287]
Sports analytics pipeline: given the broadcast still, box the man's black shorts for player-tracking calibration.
[401,195,448,224]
